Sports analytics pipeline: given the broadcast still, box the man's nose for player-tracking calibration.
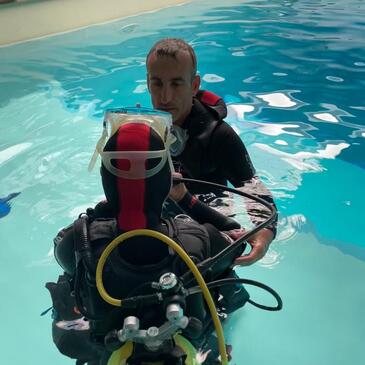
[161,85,173,104]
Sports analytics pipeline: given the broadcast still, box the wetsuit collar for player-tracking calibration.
[181,98,211,136]
[181,91,227,134]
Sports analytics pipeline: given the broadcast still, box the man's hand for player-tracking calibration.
[169,172,188,202]
[225,228,274,266]
[235,228,274,266]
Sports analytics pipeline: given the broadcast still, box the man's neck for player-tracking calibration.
[174,105,193,127]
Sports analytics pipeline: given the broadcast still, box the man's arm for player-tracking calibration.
[223,226,274,266]
[212,122,278,265]
[169,172,240,231]
[204,223,245,277]
[212,122,257,184]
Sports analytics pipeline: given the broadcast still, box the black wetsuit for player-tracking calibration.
[174,93,254,189]
[47,212,245,365]
[172,90,277,235]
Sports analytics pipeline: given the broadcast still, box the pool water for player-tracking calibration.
[0,0,364,364]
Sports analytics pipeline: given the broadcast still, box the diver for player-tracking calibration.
[146,38,278,268]
[47,109,250,365]
[145,38,278,315]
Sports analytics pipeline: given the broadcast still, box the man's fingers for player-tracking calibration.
[234,246,266,266]
[234,254,256,266]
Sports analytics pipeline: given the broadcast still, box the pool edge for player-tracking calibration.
[0,0,191,46]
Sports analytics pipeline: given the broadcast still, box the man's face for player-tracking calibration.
[147,51,200,126]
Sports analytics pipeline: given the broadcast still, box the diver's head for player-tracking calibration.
[146,38,200,126]
[100,122,172,231]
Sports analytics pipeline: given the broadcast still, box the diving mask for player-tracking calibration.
[88,106,176,179]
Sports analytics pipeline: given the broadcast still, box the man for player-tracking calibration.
[47,118,247,364]
[146,38,277,267]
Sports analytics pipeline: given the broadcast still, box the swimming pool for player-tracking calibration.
[0,0,364,364]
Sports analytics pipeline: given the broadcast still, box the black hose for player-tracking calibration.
[187,277,283,311]
[73,216,95,274]
[177,178,278,286]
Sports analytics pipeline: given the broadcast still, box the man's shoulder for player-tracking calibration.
[196,90,227,120]
[211,119,240,141]
[188,90,227,127]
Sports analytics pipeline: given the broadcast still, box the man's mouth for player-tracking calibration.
[158,106,175,113]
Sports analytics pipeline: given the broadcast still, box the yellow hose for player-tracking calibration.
[95,228,228,365]
[174,334,200,365]
[107,341,133,365]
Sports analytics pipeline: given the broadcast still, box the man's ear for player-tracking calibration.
[192,75,200,96]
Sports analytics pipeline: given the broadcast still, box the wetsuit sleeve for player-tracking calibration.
[211,122,278,236]
[211,122,256,184]
[178,191,240,230]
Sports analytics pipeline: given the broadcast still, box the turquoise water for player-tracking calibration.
[0,0,364,364]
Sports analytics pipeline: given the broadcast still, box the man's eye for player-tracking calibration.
[172,81,184,87]
[151,80,162,87]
